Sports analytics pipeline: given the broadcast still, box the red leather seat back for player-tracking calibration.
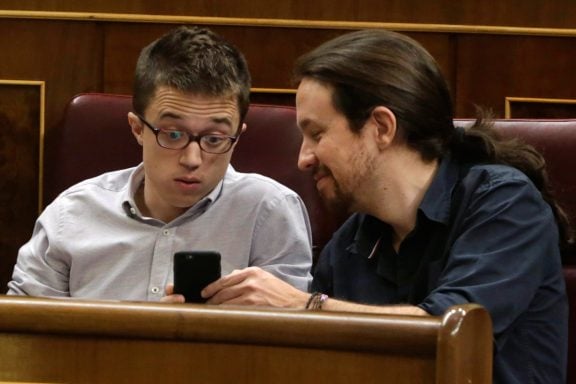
[45,93,138,205]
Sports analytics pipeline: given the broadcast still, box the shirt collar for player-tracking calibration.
[418,156,461,225]
[121,163,228,221]
[348,156,461,258]
[348,214,390,258]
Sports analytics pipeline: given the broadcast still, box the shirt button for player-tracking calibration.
[163,229,170,236]
[151,286,161,294]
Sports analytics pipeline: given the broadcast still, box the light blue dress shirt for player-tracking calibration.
[8,164,313,300]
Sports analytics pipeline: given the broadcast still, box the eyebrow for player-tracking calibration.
[157,112,234,128]
[157,112,182,121]
[211,116,234,127]
[297,118,311,131]
[298,118,324,134]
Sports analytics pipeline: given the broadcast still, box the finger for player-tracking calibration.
[161,294,185,303]
[206,288,244,305]
[165,284,175,295]
[201,269,250,298]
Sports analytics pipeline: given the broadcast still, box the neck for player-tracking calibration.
[369,150,439,245]
[135,180,184,223]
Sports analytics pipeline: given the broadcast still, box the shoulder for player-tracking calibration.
[37,167,135,231]
[467,163,532,185]
[223,167,301,199]
[54,167,134,203]
[454,162,555,223]
[466,163,531,185]
[459,163,539,199]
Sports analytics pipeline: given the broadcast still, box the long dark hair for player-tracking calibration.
[293,29,573,250]
[453,114,573,250]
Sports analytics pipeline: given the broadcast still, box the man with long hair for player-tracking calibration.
[203,30,568,384]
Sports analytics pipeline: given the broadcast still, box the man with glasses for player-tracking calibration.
[7,26,312,301]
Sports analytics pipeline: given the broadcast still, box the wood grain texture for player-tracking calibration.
[0,20,103,291]
[0,297,492,384]
[0,83,41,292]
[455,34,576,118]
[1,0,576,28]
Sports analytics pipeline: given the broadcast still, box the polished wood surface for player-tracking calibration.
[0,296,492,383]
[505,98,576,119]
[0,81,43,293]
[2,0,576,28]
[455,34,576,118]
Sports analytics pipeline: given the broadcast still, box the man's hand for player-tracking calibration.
[161,284,185,303]
[201,267,309,308]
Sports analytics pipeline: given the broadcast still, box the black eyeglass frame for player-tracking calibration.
[136,114,240,154]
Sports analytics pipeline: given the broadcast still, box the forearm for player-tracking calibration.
[252,195,314,291]
[203,268,428,317]
[305,293,429,316]
[8,212,70,297]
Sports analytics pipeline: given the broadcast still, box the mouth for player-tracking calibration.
[313,171,331,191]
[313,166,331,183]
[175,176,200,183]
[174,177,201,190]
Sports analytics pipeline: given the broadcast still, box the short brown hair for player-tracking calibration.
[133,25,251,124]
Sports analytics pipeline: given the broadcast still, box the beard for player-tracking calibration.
[315,148,376,215]
[318,173,354,214]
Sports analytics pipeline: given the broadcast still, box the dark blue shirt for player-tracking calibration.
[312,157,568,384]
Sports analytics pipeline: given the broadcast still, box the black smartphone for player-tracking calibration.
[173,251,222,303]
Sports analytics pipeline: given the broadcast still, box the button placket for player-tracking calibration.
[148,227,174,300]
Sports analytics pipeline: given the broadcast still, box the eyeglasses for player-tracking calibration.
[136,114,239,154]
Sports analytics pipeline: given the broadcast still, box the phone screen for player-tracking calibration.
[173,251,222,303]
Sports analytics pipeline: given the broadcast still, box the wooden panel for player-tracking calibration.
[0,81,43,294]
[505,97,576,119]
[455,34,576,118]
[404,32,457,98]
[0,297,493,384]
[0,335,435,384]
[2,0,576,28]
[0,20,103,291]
[102,23,170,94]
[0,20,103,131]
[103,25,454,95]
[102,24,347,93]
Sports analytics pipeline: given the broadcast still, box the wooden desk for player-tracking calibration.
[0,296,492,383]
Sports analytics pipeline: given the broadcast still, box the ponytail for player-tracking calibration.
[451,114,574,252]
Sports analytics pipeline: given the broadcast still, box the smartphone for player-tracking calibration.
[173,251,222,303]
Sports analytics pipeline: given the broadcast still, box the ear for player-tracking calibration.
[370,106,397,150]
[231,123,247,149]
[128,112,144,146]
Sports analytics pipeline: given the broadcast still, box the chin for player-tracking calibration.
[318,193,352,216]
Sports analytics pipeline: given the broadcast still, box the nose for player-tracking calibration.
[297,138,317,172]
[179,141,203,169]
